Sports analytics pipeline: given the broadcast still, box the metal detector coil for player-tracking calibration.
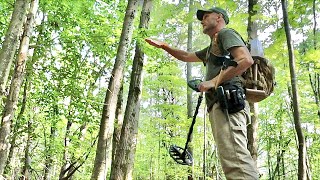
[169,145,193,165]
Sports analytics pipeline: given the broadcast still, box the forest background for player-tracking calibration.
[0,0,319,179]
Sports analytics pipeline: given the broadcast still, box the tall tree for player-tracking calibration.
[0,0,37,175]
[91,0,139,179]
[281,0,307,179]
[109,0,152,179]
[0,0,29,98]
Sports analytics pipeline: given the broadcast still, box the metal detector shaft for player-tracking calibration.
[183,93,203,151]
[169,80,204,165]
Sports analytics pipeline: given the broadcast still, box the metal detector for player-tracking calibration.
[169,79,203,166]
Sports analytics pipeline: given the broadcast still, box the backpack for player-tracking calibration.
[240,55,275,103]
[217,29,275,103]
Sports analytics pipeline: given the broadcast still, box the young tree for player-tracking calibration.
[281,0,308,179]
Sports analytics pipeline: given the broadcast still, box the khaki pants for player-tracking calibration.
[209,101,259,180]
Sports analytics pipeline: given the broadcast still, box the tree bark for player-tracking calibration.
[44,125,56,180]
[281,0,307,179]
[309,74,320,119]
[59,116,72,180]
[4,77,28,174]
[20,119,33,180]
[109,0,151,179]
[0,0,37,175]
[0,0,29,96]
[312,0,317,50]
[111,84,124,168]
[247,103,258,166]
[90,0,139,179]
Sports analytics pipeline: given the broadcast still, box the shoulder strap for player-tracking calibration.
[216,28,240,69]
[217,28,247,48]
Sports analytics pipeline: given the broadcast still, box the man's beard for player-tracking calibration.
[202,24,215,34]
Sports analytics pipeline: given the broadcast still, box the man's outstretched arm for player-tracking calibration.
[145,38,202,63]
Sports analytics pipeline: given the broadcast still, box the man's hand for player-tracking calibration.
[145,38,168,49]
[198,79,217,92]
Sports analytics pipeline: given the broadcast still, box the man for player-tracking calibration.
[145,7,259,179]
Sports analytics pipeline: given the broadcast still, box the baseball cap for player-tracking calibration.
[196,7,229,24]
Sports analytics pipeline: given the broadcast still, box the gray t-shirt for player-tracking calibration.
[195,28,246,110]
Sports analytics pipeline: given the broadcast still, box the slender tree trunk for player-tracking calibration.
[281,0,307,179]
[310,0,319,119]
[0,0,37,175]
[59,118,72,179]
[0,0,29,97]
[44,124,57,180]
[312,0,317,50]
[267,124,272,179]
[20,119,32,180]
[247,0,258,40]
[186,0,194,179]
[186,0,193,119]
[246,0,259,167]
[109,0,151,179]
[247,103,258,165]
[309,74,320,119]
[90,0,139,179]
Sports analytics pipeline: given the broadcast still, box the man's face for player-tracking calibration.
[201,12,220,34]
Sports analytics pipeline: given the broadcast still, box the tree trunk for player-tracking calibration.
[309,74,320,119]
[111,84,124,167]
[186,0,193,179]
[312,0,317,50]
[90,0,139,179]
[4,77,28,174]
[281,0,307,179]
[186,0,193,119]
[20,119,33,180]
[0,0,37,175]
[0,0,29,96]
[109,0,151,179]
[247,103,258,165]
[246,0,259,166]
[310,0,319,119]
[43,124,57,180]
[59,118,72,179]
